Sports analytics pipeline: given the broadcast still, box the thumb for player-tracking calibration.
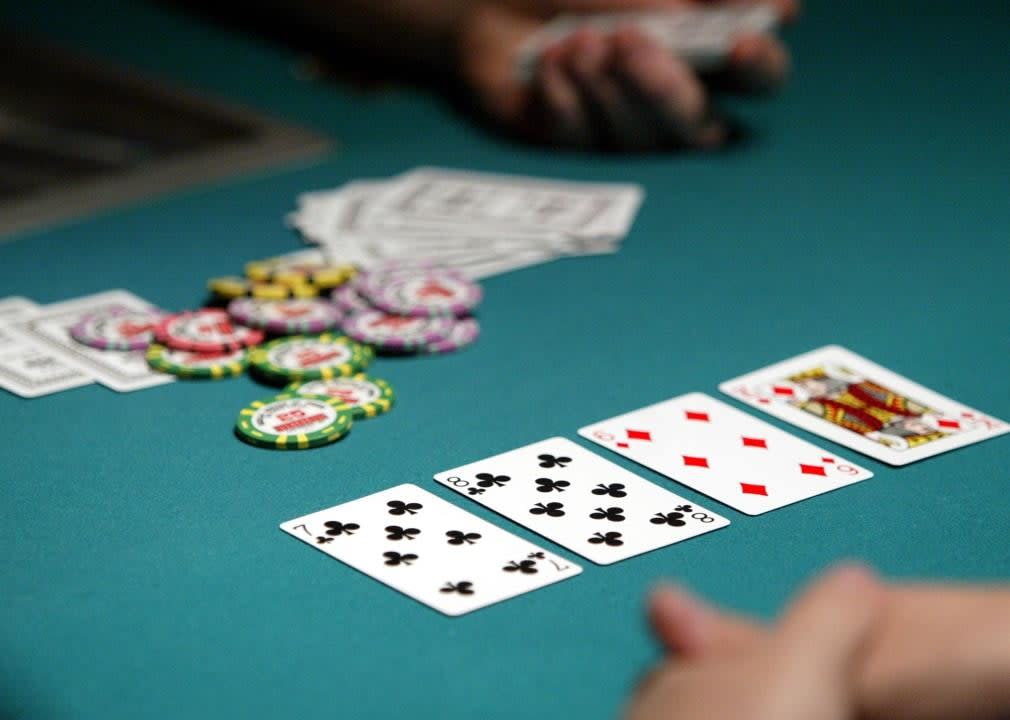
[775,563,882,679]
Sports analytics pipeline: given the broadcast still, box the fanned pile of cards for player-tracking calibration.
[287,167,644,278]
[284,347,1007,616]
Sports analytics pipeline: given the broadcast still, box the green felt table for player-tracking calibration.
[2,1,1009,718]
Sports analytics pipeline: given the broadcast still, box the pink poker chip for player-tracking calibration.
[354,260,460,297]
[69,304,164,351]
[331,283,373,314]
[425,317,480,354]
[365,269,482,318]
[227,297,342,335]
[342,309,454,352]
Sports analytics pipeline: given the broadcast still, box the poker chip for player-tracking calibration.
[248,333,371,384]
[69,305,163,351]
[365,269,482,317]
[208,276,318,300]
[425,317,480,354]
[287,373,395,420]
[227,297,342,335]
[146,344,247,379]
[245,255,356,290]
[356,261,457,301]
[331,283,372,314]
[235,392,353,450]
[342,309,455,352]
[154,308,264,353]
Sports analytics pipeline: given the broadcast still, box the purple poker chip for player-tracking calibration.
[227,297,342,335]
[365,269,483,318]
[342,309,454,352]
[331,283,373,314]
[69,304,164,351]
[355,260,461,299]
[425,317,480,354]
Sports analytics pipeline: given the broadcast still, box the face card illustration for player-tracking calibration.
[280,484,582,616]
[434,437,729,564]
[578,393,874,515]
[719,345,1009,466]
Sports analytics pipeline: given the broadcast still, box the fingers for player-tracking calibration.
[776,564,884,675]
[648,584,766,657]
[535,44,593,146]
[529,15,791,148]
[565,29,665,150]
[611,27,725,148]
[701,33,790,94]
[535,27,717,150]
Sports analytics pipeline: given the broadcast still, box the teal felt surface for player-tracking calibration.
[1,1,1008,718]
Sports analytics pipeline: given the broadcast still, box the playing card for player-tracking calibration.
[434,437,729,565]
[0,297,94,398]
[0,297,37,322]
[5,290,173,393]
[288,169,639,279]
[280,484,582,616]
[719,345,1010,466]
[579,393,874,515]
[358,168,644,239]
[516,4,780,81]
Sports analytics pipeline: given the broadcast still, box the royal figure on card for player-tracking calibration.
[761,364,963,452]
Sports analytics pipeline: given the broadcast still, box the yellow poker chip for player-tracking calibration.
[207,276,318,300]
[245,255,356,290]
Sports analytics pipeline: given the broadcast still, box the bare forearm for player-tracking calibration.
[255,0,468,73]
[860,586,1010,720]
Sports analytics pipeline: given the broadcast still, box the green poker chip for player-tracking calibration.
[286,373,396,420]
[248,333,370,385]
[235,392,353,450]
[146,343,248,379]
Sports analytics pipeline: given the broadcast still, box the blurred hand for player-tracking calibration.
[626,564,882,720]
[648,574,1010,720]
[455,0,798,150]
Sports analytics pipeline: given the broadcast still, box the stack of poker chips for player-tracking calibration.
[146,255,483,450]
[337,262,482,355]
[207,255,357,302]
[147,308,262,379]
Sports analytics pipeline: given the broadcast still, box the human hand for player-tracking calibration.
[455,0,798,151]
[626,564,882,720]
[648,576,1010,720]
